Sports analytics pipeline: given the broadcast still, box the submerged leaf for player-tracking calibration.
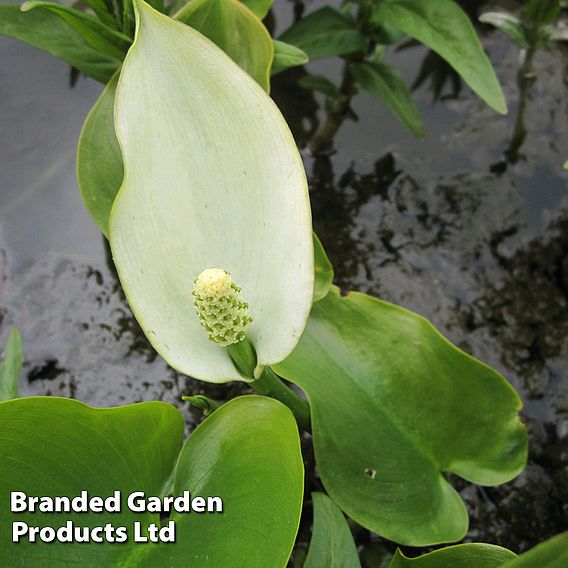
[0,4,120,82]
[274,288,527,545]
[372,0,507,114]
[110,0,313,382]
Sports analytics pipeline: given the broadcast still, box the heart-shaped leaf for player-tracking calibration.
[139,396,304,566]
[0,4,120,82]
[273,287,527,546]
[304,492,361,568]
[0,395,303,566]
[110,0,313,382]
[175,0,273,92]
[0,397,184,566]
[372,0,507,114]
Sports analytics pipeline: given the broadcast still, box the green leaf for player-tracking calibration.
[524,0,560,27]
[21,1,132,61]
[139,396,304,566]
[298,74,341,98]
[350,61,425,138]
[389,544,517,567]
[110,0,314,382]
[304,492,361,568]
[479,12,528,48]
[0,328,22,401]
[279,7,367,60]
[273,288,527,546]
[313,232,334,302]
[240,0,272,20]
[501,532,568,568]
[0,4,120,83]
[0,396,184,566]
[372,0,507,114]
[272,39,309,75]
[175,0,273,92]
[77,72,123,237]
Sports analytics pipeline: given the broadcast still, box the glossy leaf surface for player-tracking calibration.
[372,0,507,114]
[274,288,527,545]
[390,544,517,567]
[140,396,304,566]
[279,7,367,60]
[110,1,313,382]
[350,61,425,137]
[304,492,361,568]
[240,0,272,20]
[175,0,273,92]
[0,397,184,566]
[0,4,120,82]
[502,532,568,568]
[21,1,131,61]
[313,233,334,302]
[77,72,122,237]
[272,39,309,74]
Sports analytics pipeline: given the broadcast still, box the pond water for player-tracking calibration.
[0,0,567,559]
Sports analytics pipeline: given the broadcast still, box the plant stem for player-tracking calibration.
[250,367,311,432]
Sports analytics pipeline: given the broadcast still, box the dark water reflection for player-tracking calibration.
[0,0,567,556]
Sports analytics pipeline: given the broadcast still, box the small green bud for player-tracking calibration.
[192,268,252,346]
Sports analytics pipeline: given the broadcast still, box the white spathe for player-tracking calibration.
[109,0,314,382]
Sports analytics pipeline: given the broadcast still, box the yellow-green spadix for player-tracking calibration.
[109,0,314,382]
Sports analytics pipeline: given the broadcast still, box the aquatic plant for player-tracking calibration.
[0,0,566,565]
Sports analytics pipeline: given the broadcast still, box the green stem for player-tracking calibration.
[251,367,311,433]
[226,339,311,432]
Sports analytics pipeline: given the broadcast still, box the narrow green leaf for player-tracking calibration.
[389,544,517,567]
[0,328,22,402]
[240,0,272,20]
[21,1,132,61]
[272,39,309,75]
[350,61,425,138]
[479,12,528,48]
[138,396,304,566]
[502,532,568,568]
[273,287,527,546]
[304,492,361,568]
[298,74,341,98]
[110,0,313,382]
[279,7,367,60]
[0,397,184,566]
[175,0,273,92]
[0,4,120,83]
[372,0,507,114]
[77,72,122,237]
[524,0,560,27]
[313,232,334,302]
